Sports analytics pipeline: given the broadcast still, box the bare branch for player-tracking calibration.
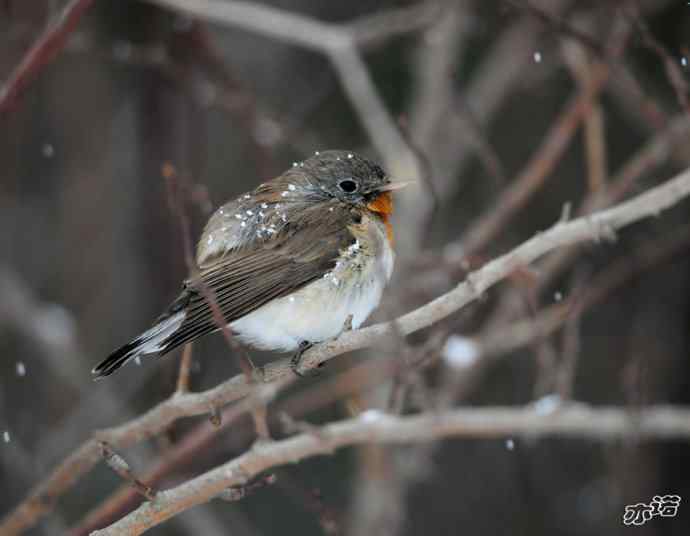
[503,0,606,56]
[175,343,194,395]
[626,5,690,112]
[99,443,156,502]
[3,164,690,535]
[346,2,440,47]
[563,40,608,192]
[457,60,611,256]
[216,474,276,502]
[93,404,690,534]
[162,161,254,379]
[0,0,96,115]
[425,0,575,201]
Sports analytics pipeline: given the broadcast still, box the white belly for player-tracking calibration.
[230,236,394,351]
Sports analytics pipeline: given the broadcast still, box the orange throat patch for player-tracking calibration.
[366,191,394,245]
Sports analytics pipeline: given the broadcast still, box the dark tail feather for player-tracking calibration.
[92,310,186,379]
[92,338,146,379]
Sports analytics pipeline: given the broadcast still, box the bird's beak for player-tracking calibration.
[376,180,415,192]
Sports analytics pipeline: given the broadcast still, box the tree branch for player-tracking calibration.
[3,163,690,535]
[93,404,690,535]
[0,0,96,116]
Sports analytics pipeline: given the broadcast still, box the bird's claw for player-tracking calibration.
[290,341,321,377]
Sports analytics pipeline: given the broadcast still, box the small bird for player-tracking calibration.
[92,150,408,378]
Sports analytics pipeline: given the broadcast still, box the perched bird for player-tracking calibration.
[92,150,409,378]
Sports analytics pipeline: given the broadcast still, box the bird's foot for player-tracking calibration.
[290,341,320,377]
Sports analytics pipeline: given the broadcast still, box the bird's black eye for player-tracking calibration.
[338,179,358,193]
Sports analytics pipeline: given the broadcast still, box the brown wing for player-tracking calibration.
[157,202,355,354]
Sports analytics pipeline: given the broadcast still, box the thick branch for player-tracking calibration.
[93,404,690,534]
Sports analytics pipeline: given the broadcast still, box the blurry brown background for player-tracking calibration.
[1,0,689,535]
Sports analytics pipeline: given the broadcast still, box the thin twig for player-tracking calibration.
[534,114,690,297]
[457,60,611,256]
[472,224,690,399]
[431,0,672,219]
[556,292,583,401]
[72,379,295,535]
[346,1,441,47]
[0,0,96,116]
[503,0,606,56]
[98,442,156,502]
[483,113,690,335]
[422,0,576,211]
[164,162,260,434]
[161,162,254,379]
[452,3,629,259]
[251,405,271,442]
[175,343,194,394]
[454,96,508,189]
[179,21,279,178]
[216,474,276,502]
[626,5,690,112]
[563,39,608,192]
